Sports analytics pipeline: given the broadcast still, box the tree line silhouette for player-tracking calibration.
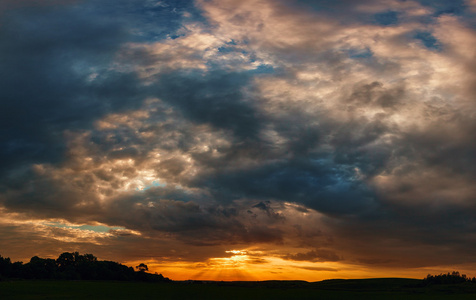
[424,271,476,285]
[0,252,169,282]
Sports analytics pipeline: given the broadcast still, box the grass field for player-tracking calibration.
[2,279,476,299]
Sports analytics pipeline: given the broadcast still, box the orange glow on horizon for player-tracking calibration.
[122,250,472,282]
[124,249,463,282]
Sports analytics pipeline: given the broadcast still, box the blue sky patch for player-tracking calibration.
[347,48,373,59]
[251,64,275,75]
[413,31,441,51]
[140,180,167,191]
[373,11,399,26]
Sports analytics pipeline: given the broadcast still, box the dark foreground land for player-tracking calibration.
[2,278,476,300]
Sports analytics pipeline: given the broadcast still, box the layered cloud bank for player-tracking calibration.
[1,0,476,280]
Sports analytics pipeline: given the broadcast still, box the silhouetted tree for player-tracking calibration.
[136,263,148,272]
[26,256,57,279]
[0,255,13,278]
[56,252,75,270]
[10,261,24,278]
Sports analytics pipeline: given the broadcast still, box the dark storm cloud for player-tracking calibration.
[104,193,286,246]
[0,0,203,177]
[1,166,102,219]
[326,201,476,268]
[0,2,143,175]
[152,70,263,139]
[193,158,375,214]
[330,118,398,176]
[401,112,476,177]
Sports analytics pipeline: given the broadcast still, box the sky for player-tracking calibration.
[1,0,476,281]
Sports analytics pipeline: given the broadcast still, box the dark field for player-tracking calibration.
[2,279,476,299]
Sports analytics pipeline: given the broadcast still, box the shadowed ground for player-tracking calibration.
[2,279,476,300]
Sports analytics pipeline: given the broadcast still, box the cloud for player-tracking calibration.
[0,1,143,176]
[297,266,338,272]
[469,0,476,12]
[151,70,263,139]
[283,249,341,262]
[2,0,476,276]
